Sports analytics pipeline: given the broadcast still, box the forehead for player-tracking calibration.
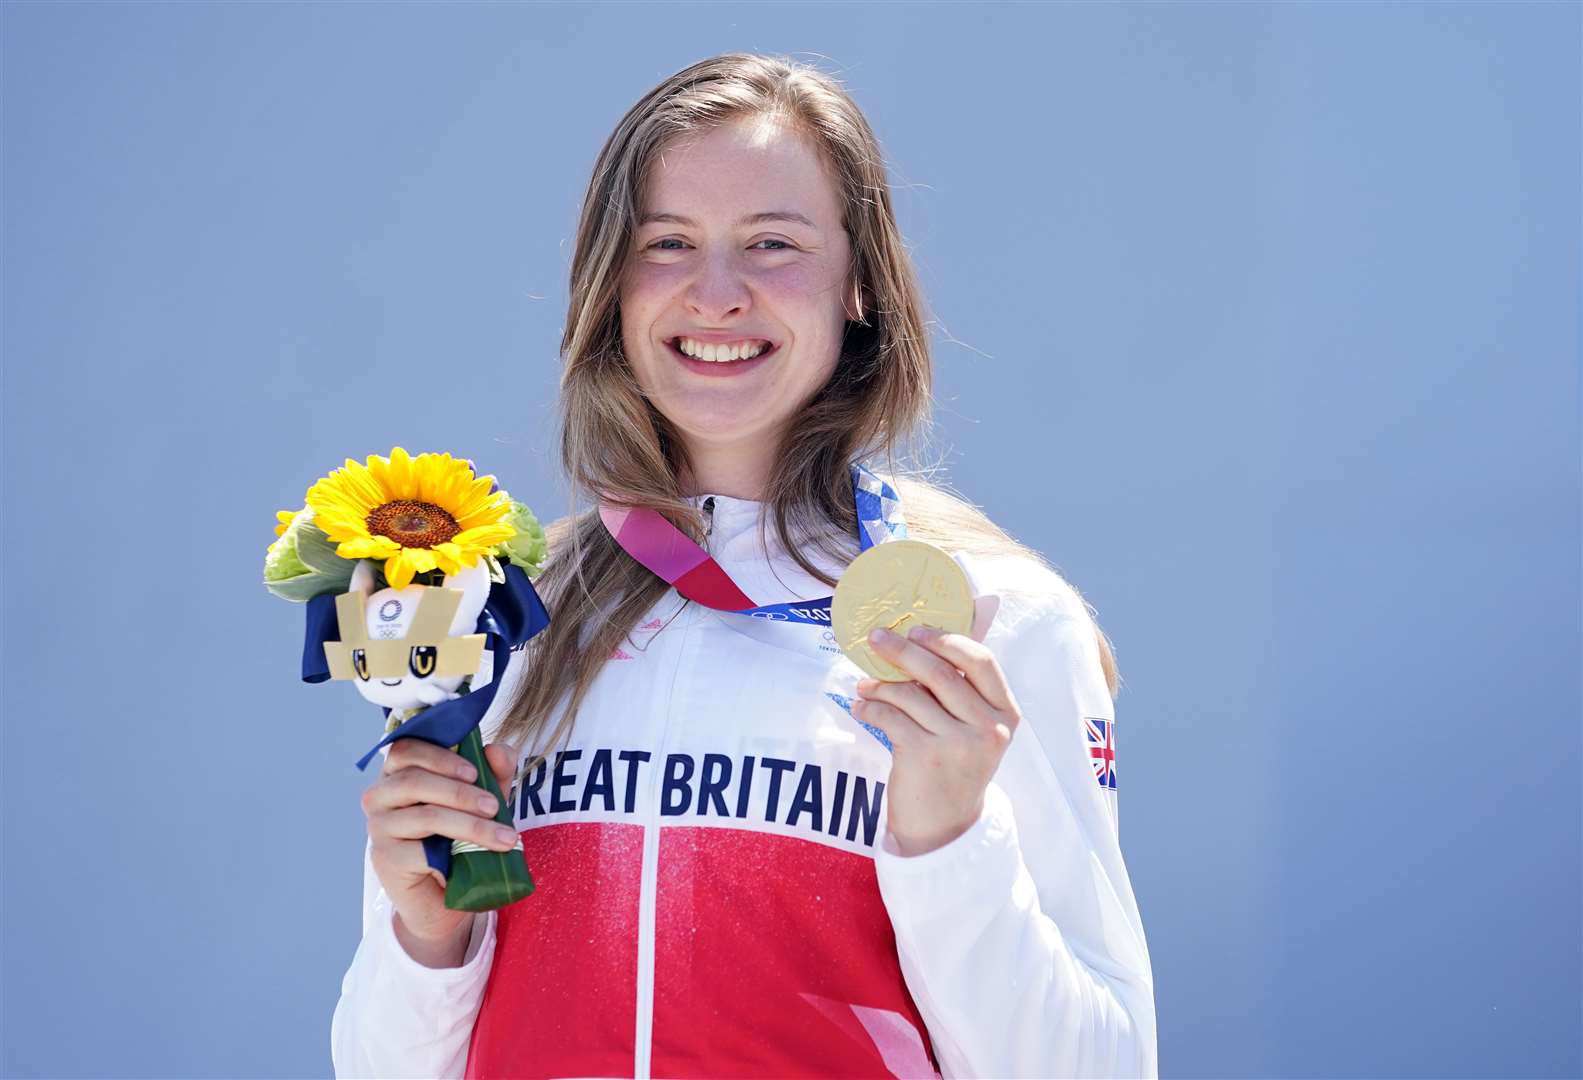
[642,115,842,226]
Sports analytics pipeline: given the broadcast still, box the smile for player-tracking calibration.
[665,337,780,376]
[673,336,773,362]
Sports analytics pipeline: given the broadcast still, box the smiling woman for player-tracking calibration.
[618,116,854,487]
[331,51,1155,1080]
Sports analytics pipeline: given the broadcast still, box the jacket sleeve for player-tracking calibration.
[329,645,527,1078]
[872,578,1158,1079]
[328,846,498,1078]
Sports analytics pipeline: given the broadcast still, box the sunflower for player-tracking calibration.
[305,447,517,589]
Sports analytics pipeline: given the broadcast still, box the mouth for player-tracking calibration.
[665,337,780,377]
[380,679,403,687]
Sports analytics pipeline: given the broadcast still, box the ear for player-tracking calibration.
[844,276,867,324]
[349,558,377,598]
[441,559,492,636]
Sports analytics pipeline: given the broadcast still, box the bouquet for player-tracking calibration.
[264,447,550,912]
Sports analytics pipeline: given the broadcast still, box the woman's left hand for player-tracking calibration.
[852,596,1021,856]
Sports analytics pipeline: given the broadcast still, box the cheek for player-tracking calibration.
[757,262,838,304]
[755,268,851,346]
[618,267,668,334]
[623,260,690,303]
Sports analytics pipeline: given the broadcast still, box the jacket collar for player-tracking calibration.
[684,492,854,599]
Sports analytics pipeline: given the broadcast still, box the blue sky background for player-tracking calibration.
[3,3,1578,1077]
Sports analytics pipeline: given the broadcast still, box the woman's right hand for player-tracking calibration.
[361,736,522,967]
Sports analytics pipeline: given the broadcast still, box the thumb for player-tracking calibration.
[969,594,1001,643]
[483,740,520,790]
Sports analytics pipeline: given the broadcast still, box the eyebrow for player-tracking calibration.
[638,210,820,230]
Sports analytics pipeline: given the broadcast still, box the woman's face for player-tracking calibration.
[620,114,855,471]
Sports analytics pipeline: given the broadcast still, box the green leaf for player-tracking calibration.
[294,516,352,576]
[263,568,350,603]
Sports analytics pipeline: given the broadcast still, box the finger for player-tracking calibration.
[363,765,504,820]
[970,594,1001,643]
[383,736,476,782]
[375,803,522,852]
[905,625,1018,717]
[369,831,451,881]
[855,678,960,736]
[867,626,998,725]
[850,698,922,749]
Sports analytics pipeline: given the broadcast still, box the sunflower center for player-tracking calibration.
[366,500,460,548]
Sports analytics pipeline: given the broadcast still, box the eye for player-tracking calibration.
[409,645,437,678]
[645,238,796,251]
[352,649,369,681]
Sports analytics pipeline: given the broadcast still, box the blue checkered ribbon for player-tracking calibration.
[852,462,908,550]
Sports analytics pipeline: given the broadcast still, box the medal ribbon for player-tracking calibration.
[598,462,907,625]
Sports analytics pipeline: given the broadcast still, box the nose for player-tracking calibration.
[684,250,751,322]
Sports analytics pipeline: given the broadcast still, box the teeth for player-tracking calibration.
[676,337,770,362]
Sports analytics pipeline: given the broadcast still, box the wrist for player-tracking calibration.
[888,797,985,857]
[392,909,472,969]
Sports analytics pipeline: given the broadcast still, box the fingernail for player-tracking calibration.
[868,627,892,645]
[477,794,499,815]
[495,826,518,846]
[457,763,477,781]
[855,678,879,693]
[908,625,934,641]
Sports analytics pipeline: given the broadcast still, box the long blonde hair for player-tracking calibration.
[496,52,1119,758]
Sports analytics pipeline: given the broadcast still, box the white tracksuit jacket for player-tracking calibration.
[331,492,1157,1079]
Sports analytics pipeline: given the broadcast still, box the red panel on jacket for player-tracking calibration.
[466,822,644,1079]
[650,828,939,1078]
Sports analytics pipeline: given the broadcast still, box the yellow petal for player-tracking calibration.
[415,452,462,508]
[381,446,416,500]
[307,467,384,522]
[385,552,416,590]
[452,478,502,517]
[310,502,372,543]
[453,524,516,548]
[327,460,381,507]
[366,454,391,499]
[344,465,391,510]
[455,495,512,531]
[337,536,401,559]
[431,544,463,575]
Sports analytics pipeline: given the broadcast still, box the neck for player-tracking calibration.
[677,439,774,500]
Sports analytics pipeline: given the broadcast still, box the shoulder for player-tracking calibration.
[889,474,1091,624]
[956,550,1090,624]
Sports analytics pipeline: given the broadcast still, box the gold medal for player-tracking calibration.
[832,539,975,681]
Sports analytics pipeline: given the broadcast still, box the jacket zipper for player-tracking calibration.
[633,497,712,1077]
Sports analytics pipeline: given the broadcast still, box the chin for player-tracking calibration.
[653,386,773,430]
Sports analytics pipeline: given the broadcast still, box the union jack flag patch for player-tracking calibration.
[1085,716,1116,790]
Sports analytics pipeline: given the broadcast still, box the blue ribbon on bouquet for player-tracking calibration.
[301,562,551,876]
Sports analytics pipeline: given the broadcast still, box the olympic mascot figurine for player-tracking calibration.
[329,558,493,715]
[263,447,549,912]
